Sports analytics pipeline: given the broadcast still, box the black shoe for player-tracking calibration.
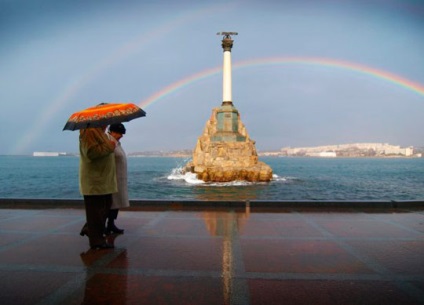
[106,224,124,235]
[80,224,88,236]
[91,242,114,250]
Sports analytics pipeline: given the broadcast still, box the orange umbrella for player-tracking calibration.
[63,103,146,131]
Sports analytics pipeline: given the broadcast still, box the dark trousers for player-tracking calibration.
[108,209,119,221]
[83,194,112,247]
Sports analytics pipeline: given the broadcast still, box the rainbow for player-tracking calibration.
[11,3,232,154]
[138,56,424,108]
[139,66,222,108]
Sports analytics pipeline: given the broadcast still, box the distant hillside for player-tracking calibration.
[127,143,423,158]
[279,143,421,158]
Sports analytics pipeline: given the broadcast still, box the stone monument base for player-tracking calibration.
[184,107,273,183]
[185,160,273,182]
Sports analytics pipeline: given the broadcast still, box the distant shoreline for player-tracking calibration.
[8,142,424,158]
[4,153,423,158]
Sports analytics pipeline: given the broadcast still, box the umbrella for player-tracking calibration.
[63,103,146,131]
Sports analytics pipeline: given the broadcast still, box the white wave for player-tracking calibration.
[183,172,205,184]
[167,167,205,184]
[167,167,293,186]
[272,174,301,183]
[208,180,253,187]
[272,174,288,182]
[167,166,185,180]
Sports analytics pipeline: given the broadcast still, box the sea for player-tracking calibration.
[0,155,423,201]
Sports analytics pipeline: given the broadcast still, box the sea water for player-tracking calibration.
[0,155,423,201]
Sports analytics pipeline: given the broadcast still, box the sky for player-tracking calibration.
[1,0,423,155]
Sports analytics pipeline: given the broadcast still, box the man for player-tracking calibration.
[79,126,117,249]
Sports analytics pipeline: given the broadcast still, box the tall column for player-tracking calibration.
[212,32,245,142]
[218,32,238,106]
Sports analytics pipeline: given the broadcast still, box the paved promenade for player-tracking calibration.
[0,202,423,305]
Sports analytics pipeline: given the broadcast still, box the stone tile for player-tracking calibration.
[0,209,40,220]
[0,214,76,232]
[316,219,419,238]
[371,212,424,234]
[410,280,424,292]
[239,218,324,237]
[241,239,373,273]
[108,236,223,271]
[0,234,95,266]
[347,240,424,274]
[0,232,34,247]
[0,270,78,305]
[143,217,211,236]
[248,279,423,305]
[66,274,225,305]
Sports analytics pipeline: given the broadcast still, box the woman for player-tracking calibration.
[106,123,130,234]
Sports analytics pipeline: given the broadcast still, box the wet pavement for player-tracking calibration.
[0,205,423,305]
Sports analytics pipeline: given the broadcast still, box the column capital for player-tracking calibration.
[217,32,237,52]
[221,38,233,52]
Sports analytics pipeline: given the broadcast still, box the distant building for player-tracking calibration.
[280,143,417,157]
[383,146,414,156]
[33,152,67,157]
[306,151,337,158]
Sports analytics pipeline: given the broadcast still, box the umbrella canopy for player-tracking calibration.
[63,103,146,131]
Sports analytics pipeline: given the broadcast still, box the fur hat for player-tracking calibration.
[109,123,126,134]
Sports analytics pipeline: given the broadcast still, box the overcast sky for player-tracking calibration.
[1,0,423,155]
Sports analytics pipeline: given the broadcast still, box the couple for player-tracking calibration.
[79,123,129,249]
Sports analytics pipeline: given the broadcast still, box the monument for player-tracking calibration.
[184,32,273,182]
